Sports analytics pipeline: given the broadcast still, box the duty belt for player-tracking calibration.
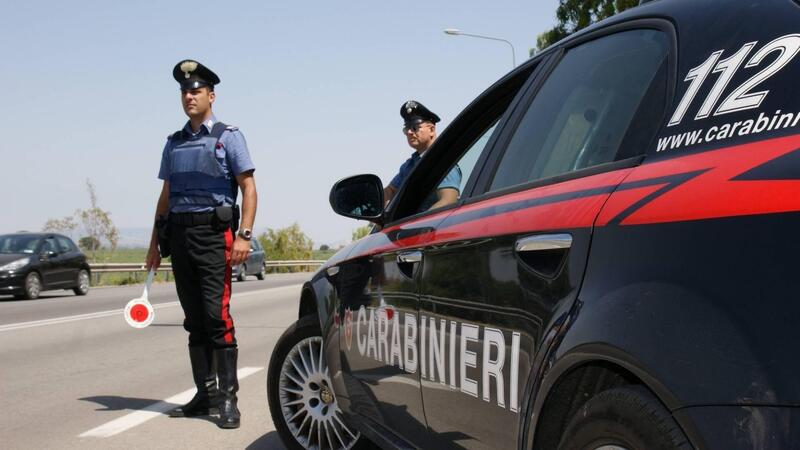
[169,212,216,226]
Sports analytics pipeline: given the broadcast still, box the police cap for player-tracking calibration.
[172,60,220,91]
[400,100,440,126]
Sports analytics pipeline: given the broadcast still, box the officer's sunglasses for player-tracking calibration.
[402,122,432,134]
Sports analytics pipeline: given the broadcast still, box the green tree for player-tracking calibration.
[319,244,330,251]
[42,179,119,262]
[351,225,372,242]
[79,236,102,251]
[258,223,313,273]
[536,0,638,51]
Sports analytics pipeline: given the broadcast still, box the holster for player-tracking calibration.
[213,205,240,234]
[156,215,171,258]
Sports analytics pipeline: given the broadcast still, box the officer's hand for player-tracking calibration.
[145,245,161,271]
[231,238,250,266]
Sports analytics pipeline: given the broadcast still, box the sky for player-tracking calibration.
[2,0,559,247]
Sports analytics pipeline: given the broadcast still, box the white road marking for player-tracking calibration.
[0,284,301,333]
[79,366,264,438]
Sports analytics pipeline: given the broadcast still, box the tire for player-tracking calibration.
[73,269,90,296]
[558,385,691,450]
[23,272,42,300]
[267,314,372,450]
[256,263,265,280]
[237,265,247,282]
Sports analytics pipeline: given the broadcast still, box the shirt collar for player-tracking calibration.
[183,114,217,136]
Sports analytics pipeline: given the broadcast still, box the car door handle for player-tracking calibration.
[397,250,422,264]
[396,250,422,279]
[515,233,573,253]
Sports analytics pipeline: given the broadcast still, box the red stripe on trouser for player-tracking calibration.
[222,228,234,344]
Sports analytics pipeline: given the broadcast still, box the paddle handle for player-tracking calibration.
[142,270,156,302]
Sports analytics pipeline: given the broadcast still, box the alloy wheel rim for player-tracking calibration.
[27,274,40,297]
[78,271,89,292]
[278,336,360,450]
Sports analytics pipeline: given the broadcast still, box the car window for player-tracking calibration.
[389,60,541,222]
[56,237,76,253]
[489,29,669,191]
[251,239,262,251]
[43,238,59,254]
[416,121,499,213]
[0,235,40,254]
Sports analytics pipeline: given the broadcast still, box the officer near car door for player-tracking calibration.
[144,59,257,429]
[384,100,461,210]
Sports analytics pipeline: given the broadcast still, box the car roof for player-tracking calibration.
[536,0,796,55]
[0,232,67,239]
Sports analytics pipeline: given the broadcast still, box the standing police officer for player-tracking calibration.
[145,60,257,429]
[384,100,461,210]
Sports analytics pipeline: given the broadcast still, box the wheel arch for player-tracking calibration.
[25,269,43,284]
[298,282,318,319]
[526,345,689,450]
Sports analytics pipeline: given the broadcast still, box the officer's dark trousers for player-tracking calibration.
[170,224,236,349]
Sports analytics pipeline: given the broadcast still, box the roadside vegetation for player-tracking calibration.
[535,0,638,52]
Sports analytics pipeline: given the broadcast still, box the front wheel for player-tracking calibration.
[558,385,691,450]
[73,269,90,296]
[23,272,42,300]
[237,265,247,282]
[267,315,371,450]
[256,263,265,280]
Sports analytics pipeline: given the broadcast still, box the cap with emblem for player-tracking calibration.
[172,59,221,91]
[400,100,441,126]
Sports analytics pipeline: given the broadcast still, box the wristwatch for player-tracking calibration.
[238,228,252,241]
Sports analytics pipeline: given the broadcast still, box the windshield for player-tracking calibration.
[0,235,42,254]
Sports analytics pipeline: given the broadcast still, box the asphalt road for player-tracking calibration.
[0,272,311,450]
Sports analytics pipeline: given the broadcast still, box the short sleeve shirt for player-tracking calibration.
[389,152,462,192]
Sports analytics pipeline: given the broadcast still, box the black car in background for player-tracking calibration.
[267,0,800,449]
[232,238,266,281]
[0,233,91,300]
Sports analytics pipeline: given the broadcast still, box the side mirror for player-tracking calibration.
[329,174,385,224]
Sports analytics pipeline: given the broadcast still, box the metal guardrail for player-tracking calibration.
[264,260,326,267]
[89,261,326,273]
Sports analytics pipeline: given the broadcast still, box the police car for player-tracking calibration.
[267,0,800,448]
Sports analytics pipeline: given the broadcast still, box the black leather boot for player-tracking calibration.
[169,345,218,417]
[215,347,240,429]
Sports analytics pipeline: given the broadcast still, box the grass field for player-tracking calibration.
[93,247,338,264]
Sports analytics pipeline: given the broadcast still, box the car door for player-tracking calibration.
[334,61,543,448]
[56,236,81,284]
[414,24,674,450]
[38,236,65,287]
[333,218,445,448]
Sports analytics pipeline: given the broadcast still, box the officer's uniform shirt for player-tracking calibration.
[158,115,255,213]
[389,151,462,192]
